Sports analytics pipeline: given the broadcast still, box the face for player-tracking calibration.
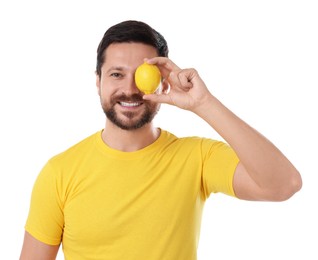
[96,42,161,130]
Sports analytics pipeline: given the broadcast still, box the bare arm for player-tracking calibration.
[20,231,60,260]
[144,57,302,201]
[195,94,302,201]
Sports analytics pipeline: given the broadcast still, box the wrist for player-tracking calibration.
[192,93,219,117]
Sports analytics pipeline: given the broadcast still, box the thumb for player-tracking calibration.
[143,93,173,105]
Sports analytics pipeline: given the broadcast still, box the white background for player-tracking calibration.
[0,0,317,259]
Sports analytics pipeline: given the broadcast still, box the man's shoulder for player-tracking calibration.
[162,129,213,144]
[49,130,101,163]
[161,130,230,159]
[160,129,215,150]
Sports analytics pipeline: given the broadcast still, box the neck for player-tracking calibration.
[101,120,160,152]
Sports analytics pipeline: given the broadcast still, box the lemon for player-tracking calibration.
[135,63,161,94]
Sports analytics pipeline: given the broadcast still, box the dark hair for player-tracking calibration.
[96,20,169,77]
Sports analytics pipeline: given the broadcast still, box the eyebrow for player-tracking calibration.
[106,66,126,74]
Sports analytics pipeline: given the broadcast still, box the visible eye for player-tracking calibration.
[110,72,123,79]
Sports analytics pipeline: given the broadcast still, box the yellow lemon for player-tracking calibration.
[135,63,161,94]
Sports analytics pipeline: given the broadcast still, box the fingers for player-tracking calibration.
[167,69,195,92]
[177,69,195,90]
[145,57,180,79]
[142,93,174,105]
[142,57,209,111]
[146,57,196,90]
[146,57,179,71]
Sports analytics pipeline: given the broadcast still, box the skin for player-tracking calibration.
[96,43,164,151]
[143,56,302,201]
[20,42,302,259]
[20,232,59,260]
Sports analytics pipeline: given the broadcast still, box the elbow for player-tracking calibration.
[273,170,302,202]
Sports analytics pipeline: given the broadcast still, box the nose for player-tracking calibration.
[121,74,141,95]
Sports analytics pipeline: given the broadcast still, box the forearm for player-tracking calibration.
[194,94,301,191]
[144,56,301,199]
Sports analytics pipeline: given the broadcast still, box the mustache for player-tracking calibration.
[112,93,144,102]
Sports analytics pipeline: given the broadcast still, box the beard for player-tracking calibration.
[101,93,160,130]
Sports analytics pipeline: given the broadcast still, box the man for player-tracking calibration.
[20,20,302,259]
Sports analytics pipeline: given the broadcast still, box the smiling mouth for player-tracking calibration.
[118,101,143,107]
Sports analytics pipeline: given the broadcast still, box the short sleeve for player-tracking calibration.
[201,139,240,199]
[25,161,64,245]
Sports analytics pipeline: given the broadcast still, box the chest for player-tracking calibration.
[61,159,203,248]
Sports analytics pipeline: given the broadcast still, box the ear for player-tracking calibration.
[96,73,101,96]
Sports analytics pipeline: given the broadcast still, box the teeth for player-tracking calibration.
[120,102,140,107]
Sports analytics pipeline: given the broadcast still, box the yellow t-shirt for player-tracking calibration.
[25,130,239,260]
